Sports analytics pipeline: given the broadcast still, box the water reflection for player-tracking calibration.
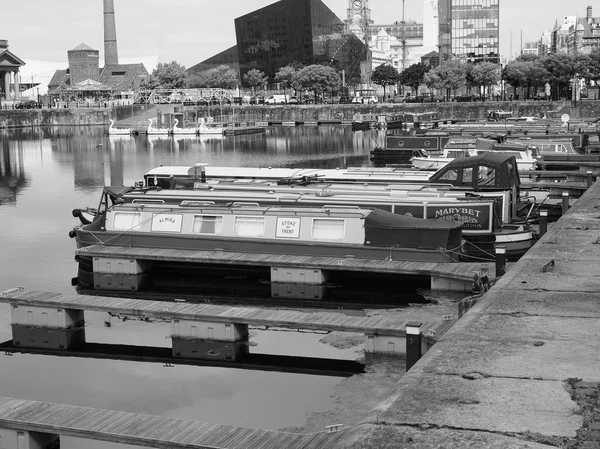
[75,261,429,313]
[1,328,364,377]
[0,125,423,445]
[0,135,29,204]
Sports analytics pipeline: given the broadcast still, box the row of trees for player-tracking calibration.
[141,50,600,101]
[141,61,344,99]
[502,51,600,99]
[393,50,600,101]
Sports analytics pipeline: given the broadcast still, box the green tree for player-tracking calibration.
[344,71,363,93]
[243,69,268,93]
[424,60,466,100]
[470,62,502,100]
[398,62,428,95]
[504,59,549,99]
[141,61,187,89]
[583,50,600,87]
[274,65,298,96]
[371,64,399,99]
[187,65,238,89]
[543,53,580,100]
[290,65,341,101]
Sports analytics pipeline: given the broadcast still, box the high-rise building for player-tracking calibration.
[439,0,500,64]
[188,0,369,85]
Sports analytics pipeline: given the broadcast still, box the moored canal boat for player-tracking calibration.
[72,153,540,260]
[71,203,465,263]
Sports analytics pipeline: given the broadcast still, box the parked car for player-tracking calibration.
[15,100,40,109]
[232,97,243,105]
[351,96,363,104]
[363,96,378,104]
[453,94,478,102]
[287,96,299,105]
[265,94,289,105]
[419,93,445,103]
[249,95,265,105]
[338,96,352,104]
[404,95,422,103]
[392,95,407,103]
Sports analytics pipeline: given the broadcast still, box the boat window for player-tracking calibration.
[312,218,345,240]
[478,166,496,186]
[558,145,567,153]
[462,168,474,185]
[193,215,223,234]
[234,216,265,237]
[438,169,458,181]
[113,212,142,231]
[447,150,465,158]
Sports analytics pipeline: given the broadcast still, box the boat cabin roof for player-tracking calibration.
[443,137,496,151]
[429,153,519,189]
[109,202,463,231]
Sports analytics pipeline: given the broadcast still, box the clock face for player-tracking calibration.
[352,0,362,10]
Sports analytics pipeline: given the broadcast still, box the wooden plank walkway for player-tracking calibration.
[0,289,455,340]
[76,245,488,282]
[0,396,348,449]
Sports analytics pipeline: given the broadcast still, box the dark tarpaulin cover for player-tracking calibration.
[364,209,463,250]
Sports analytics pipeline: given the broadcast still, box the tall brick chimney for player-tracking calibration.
[103,0,119,65]
[587,6,593,24]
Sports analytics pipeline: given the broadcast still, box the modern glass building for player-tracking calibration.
[234,0,368,84]
[446,0,500,63]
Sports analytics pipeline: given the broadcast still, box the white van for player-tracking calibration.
[265,94,290,105]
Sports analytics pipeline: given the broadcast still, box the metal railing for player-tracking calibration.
[133,88,235,105]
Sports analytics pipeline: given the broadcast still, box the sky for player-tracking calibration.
[2,0,598,70]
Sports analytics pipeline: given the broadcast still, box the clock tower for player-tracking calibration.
[345,0,373,29]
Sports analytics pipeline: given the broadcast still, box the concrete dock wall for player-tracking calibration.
[0,100,598,129]
[334,180,600,447]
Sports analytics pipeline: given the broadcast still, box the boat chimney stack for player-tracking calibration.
[103,0,119,65]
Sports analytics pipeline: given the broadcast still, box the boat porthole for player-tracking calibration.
[404,213,413,217]
[424,141,431,147]
[398,141,405,147]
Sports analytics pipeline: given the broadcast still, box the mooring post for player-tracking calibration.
[405,321,422,371]
[562,191,569,215]
[495,245,507,277]
[539,210,548,237]
[587,171,594,188]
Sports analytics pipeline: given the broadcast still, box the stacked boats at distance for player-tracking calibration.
[371,120,600,169]
[410,136,538,173]
[73,154,541,261]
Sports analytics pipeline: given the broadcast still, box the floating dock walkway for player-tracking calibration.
[0,396,348,449]
[76,245,491,293]
[0,289,454,343]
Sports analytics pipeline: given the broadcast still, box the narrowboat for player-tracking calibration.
[370,131,452,164]
[410,138,538,174]
[71,203,464,263]
[72,154,540,260]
